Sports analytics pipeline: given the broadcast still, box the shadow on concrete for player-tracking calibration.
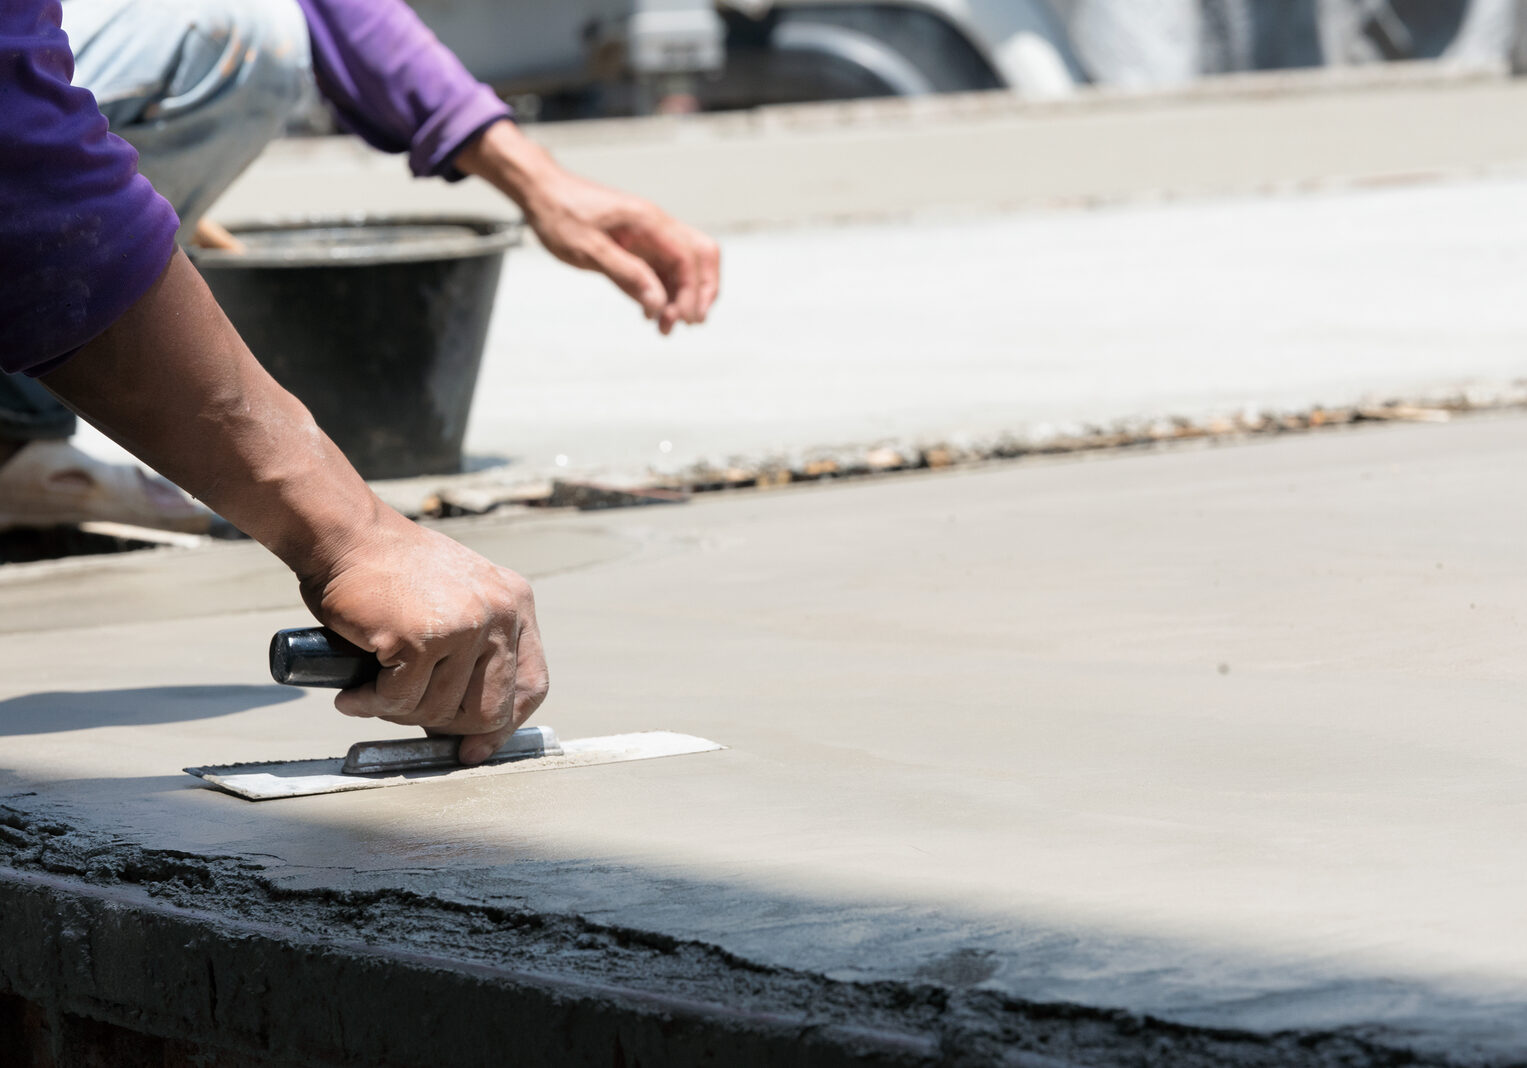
[0,773,201,800]
[0,685,301,736]
[461,452,515,473]
[2,778,1519,1068]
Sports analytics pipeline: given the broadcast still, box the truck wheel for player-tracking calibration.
[703,4,1002,110]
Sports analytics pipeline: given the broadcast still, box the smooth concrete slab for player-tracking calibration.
[76,66,1527,487]
[4,415,1526,1063]
[455,177,1527,479]
[77,175,1527,487]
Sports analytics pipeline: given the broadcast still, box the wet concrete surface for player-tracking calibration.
[75,75,1527,486]
[3,415,1526,1064]
[84,175,1527,488]
[456,177,1527,480]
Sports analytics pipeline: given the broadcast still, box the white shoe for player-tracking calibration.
[0,441,214,534]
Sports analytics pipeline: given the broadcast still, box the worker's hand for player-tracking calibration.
[521,170,720,335]
[42,250,547,767]
[298,512,549,765]
[455,120,720,335]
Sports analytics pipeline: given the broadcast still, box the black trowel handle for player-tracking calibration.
[270,627,383,688]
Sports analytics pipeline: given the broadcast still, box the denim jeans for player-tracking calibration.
[0,0,312,442]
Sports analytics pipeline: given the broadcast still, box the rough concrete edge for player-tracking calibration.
[413,383,1527,520]
[0,872,928,1068]
[0,804,1501,1068]
[0,525,214,571]
[0,532,262,586]
[4,387,1522,578]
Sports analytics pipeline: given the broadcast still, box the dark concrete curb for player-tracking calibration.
[0,866,936,1067]
[0,802,1497,1068]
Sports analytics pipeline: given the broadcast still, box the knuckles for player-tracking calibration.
[317,546,541,730]
[453,707,515,736]
[495,568,535,607]
[520,661,550,697]
[415,702,464,729]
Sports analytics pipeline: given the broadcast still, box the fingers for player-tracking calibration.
[408,650,479,729]
[670,223,720,326]
[456,642,517,763]
[326,567,544,766]
[459,608,549,765]
[512,612,551,728]
[657,247,697,336]
[340,626,520,723]
[651,227,721,336]
[309,513,549,769]
[587,233,667,324]
[519,169,718,333]
[694,232,721,322]
[334,639,433,720]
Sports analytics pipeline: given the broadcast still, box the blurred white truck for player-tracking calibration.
[404,0,1524,118]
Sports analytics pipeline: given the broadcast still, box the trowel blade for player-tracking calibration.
[184,729,725,802]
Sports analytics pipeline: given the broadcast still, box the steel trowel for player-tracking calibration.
[183,627,723,801]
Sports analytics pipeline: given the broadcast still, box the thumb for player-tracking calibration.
[586,234,667,320]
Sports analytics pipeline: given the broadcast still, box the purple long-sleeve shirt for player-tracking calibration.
[298,0,510,180]
[0,0,510,376]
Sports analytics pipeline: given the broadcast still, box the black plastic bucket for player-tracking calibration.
[191,215,520,480]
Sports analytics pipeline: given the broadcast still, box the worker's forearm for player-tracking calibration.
[40,250,384,580]
[453,119,563,213]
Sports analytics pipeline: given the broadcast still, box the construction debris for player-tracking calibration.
[0,522,210,565]
[0,392,1509,565]
[401,386,1523,521]
[541,480,690,511]
[421,481,554,518]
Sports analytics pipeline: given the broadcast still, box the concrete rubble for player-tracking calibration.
[410,390,1527,521]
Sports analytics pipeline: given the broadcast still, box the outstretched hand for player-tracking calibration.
[455,120,720,335]
[524,169,720,335]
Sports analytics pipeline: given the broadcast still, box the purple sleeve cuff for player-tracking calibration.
[0,0,180,376]
[411,86,511,181]
[296,0,512,180]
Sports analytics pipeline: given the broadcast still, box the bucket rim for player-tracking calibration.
[188,213,523,268]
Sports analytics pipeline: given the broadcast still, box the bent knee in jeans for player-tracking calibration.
[63,0,313,233]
